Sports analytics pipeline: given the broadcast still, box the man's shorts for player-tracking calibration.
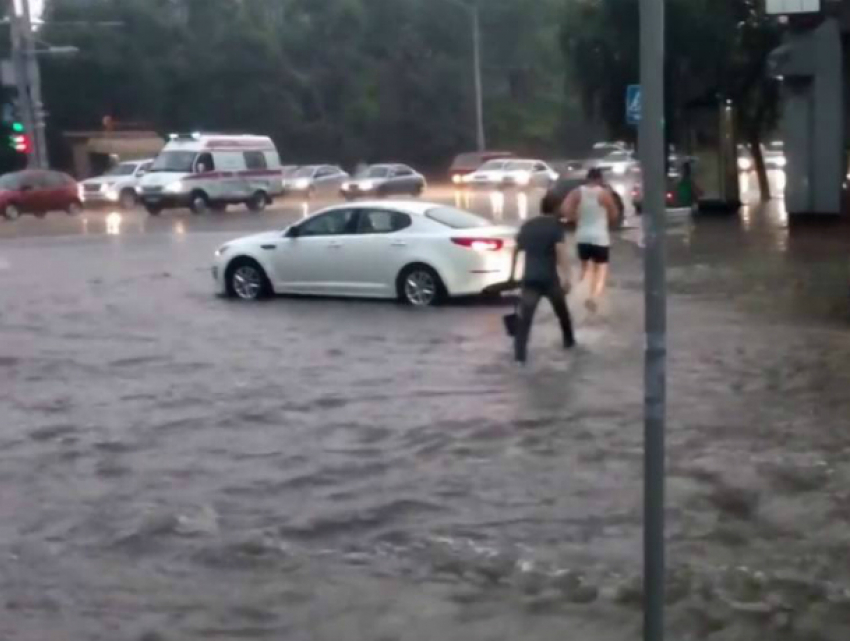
[577,243,610,264]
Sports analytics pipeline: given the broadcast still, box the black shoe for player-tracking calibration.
[564,339,576,350]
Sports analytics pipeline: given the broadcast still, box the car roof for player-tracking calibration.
[322,200,438,216]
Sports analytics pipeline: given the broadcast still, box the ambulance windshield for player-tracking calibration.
[150,151,197,173]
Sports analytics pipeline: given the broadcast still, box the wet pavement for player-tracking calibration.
[3,181,850,640]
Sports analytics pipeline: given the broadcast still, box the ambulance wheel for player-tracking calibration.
[247,192,268,213]
[190,191,210,215]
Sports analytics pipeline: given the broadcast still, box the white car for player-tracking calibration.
[79,159,153,209]
[590,150,637,176]
[212,201,517,306]
[463,158,557,189]
[283,165,349,197]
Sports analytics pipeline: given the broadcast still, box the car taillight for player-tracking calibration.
[452,237,504,252]
[666,192,673,201]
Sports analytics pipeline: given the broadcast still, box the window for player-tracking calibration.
[244,151,267,170]
[316,166,335,178]
[294,166,318,178]
[0,173,21,190]
[104,163,137,177]
[357,209,411,234]
[136,162,152,176]
[299,209,358,237]
[195,152,215,173]
[426,206,489,229]
[534,163,547,172]
[149,151,197,173]
[44,172,71,188]
[393,166,413,177]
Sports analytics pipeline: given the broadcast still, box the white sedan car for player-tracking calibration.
[212,201,518,306]
[463,158,557,189]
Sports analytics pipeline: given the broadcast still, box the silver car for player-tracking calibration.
[80,159,153,209]
[341,164,427,199]
[284,165,349,197]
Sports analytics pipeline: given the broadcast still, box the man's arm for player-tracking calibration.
[599,189,619,226]
[555,241,571,293]
[561,189,581,222]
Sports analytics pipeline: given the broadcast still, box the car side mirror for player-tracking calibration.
[285,226,300,238]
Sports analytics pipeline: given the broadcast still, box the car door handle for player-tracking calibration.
[327,242,343,249]
[390,241,407,247]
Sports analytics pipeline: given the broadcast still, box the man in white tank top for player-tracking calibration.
[562,168,619,312]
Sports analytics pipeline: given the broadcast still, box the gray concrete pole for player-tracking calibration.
[21,0,48,168]
[8,1,36,168]
[639,0,667,637]
[471,3,485,152]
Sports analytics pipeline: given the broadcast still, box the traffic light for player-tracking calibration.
[8,122,30,154]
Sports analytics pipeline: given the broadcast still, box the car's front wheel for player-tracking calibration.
[190,191,210,215]
[119,189,138,210]
[397,264,444,307]
[226,258,272,301]
[246,191,268,212]
[3,203,20,221]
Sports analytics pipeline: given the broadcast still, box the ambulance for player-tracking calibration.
[138,133,285,215]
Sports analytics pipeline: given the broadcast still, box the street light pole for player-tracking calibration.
[21,0,48,168]
[639,0,667,637]
[471,2,485,151]
[8,2,35,166]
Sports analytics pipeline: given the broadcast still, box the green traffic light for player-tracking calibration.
[11,122,24,133]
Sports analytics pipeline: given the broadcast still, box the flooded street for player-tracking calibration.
[3,185,850,640]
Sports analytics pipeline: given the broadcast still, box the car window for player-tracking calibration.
[357,209,412,234]
[534,163,547,172]
[316,167,337,178]
[426,206,490,229]
[394,167,414,177]
[244,151,267,170]
[45,172,70,188]
[136,162,152,176]
[196,152,215,173]
[0,173,22,190]
[299,209,358,237]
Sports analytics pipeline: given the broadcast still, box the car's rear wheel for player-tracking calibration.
[247,191,267,212]
[190,191,210,215]
[226,258,272,301]
[119,189,138,210]
[66,201,83,216]
[397,264,444,307]
[3,203,20,221]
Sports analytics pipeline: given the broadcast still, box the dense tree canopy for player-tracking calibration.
[37,0,596,173]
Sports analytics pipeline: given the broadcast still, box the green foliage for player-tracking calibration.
[39,0,585,171]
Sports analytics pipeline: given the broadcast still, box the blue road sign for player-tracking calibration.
[626,84,641,125]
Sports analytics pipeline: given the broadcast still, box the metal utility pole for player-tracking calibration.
[8,2,35,166]
[21,0,48,168]
[639,0,666,638]
[471,2,485,151]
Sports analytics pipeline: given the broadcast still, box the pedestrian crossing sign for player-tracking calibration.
[626,85,641,125]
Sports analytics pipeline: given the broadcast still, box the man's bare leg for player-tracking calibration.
[586,263,609,313]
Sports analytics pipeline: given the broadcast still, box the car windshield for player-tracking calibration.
[505,161,534,171]
[452,153,484,168]
[358,166,390,178]
[294,166,317,178]
[149,151,197,173]
[104,163,137,177]
[282,167,299,178]
[605,152,631,162]
[478,160,508,171]
[426,206,490,229]
[0,173,20,190]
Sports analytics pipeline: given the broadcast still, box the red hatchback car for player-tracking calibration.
[0,170,82,220]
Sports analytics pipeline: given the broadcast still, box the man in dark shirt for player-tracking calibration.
[509,192,576,363]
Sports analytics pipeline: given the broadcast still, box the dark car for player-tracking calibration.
[546,177,625,230]
[0,170,82,220]
[448,151,515,185]
[340,164,426,199]
[632,177,694,214]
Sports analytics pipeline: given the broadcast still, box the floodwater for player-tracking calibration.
[2,181,850,640]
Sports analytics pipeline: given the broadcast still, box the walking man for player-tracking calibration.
[510,192,576,364]
[563,168,619,312]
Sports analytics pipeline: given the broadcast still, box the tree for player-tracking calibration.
[560,0,782,200]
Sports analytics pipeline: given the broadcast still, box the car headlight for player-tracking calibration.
[215,244,230,257]
[341,181,352,190]
[613,164,627,175]
[360,180,375,190]
[78,185,85,200]
[452,174,462,185]
[294,178,311,189]
[776,156,787,168]
[514,172,530,186]
[738,158,752,171]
